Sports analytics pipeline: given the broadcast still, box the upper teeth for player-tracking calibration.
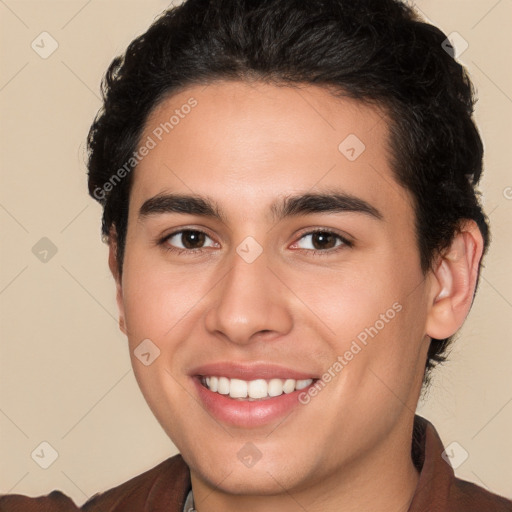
[202,376,313,400]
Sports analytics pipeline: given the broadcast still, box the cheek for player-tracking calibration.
[120,256,193,425]
[121,250,208,343]
[290,260,405,340]
[295,253,427,382]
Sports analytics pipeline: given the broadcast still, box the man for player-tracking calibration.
[1,0,511,510]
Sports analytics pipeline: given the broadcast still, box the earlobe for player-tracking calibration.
[425,220,484,340]
[107,228,127,336]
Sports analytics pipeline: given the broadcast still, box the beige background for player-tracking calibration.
[0,0,511,506]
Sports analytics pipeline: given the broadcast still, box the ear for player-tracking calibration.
[425,220,485,339]
[107,227,127,335]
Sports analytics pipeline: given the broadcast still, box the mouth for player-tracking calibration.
[198,375,318,401]
[189,361,321,427]
[189,362,321,428]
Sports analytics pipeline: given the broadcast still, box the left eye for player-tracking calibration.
[292,230,348,252]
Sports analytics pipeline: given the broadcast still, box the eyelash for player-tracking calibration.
[157,227,353,257]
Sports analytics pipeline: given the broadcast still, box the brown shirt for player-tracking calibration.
[1,415,511,511]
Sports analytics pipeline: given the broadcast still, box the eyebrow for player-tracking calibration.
[138,190,383,224]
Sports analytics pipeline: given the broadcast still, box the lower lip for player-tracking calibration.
[192,377,317,428]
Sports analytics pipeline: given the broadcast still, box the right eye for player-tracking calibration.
[159,229,219,255]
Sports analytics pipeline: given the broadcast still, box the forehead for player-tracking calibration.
[129,80,409,221]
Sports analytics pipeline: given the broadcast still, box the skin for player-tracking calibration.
[108,80,484,512]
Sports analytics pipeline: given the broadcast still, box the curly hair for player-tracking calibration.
[86,0,490,386]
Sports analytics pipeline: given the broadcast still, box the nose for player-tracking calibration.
[204,245,293,346]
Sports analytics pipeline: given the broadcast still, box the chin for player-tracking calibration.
[186,444,314,495]
[195,463,304,495]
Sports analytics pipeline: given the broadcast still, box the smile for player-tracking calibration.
[200,376,315,400]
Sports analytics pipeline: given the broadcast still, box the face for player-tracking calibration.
[113,81,433,496]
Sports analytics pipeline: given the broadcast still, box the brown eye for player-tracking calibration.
[163,229,216,252]
[295,230,348,252]
[311,232,338,250]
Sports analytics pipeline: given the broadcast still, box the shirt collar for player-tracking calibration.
[182,488,195,512]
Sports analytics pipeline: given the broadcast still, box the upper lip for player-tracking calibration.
[189,362,318,381]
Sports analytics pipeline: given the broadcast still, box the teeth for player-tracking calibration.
[218,376,230,395]
[201,376,314,400]
[296,379,312,390]
[283,379,295,394]
[248,379,268,399]
[209,376,218,392]
[229,378,248,398]
[268,378,283,397]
